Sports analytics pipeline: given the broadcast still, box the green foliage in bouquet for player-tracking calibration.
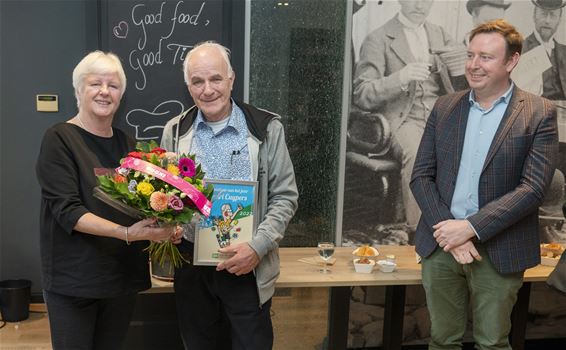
[96,140,214,268]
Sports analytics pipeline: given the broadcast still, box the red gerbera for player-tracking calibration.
[127,151,144,159]
[150,147,166,155]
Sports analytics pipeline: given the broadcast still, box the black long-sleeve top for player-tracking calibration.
[36,123,150,298]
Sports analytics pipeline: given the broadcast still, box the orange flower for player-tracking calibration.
[150,192,168,212]
[113,174,127,183]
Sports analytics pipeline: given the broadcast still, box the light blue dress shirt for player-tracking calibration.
[450,83,514,221]
[191,101,252,181]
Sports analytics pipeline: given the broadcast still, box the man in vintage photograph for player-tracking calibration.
[353,0,461,235]
[467,0,511,27]
[523,0,566,99]
[464,0,512,47]
[411,19,558,349]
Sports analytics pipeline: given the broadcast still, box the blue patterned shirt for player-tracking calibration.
[191,102,252,181]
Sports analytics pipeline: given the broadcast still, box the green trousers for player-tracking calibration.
[422,245,523,350]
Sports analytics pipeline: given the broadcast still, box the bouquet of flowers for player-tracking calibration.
[95,140,213,269]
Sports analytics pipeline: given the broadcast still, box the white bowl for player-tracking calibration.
[377,260,396,273]
[353,259,375,273]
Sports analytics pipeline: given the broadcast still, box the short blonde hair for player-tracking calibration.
[72,51,127,107]
[183,41,233,85]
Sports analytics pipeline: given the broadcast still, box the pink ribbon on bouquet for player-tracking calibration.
[119,156,211,217]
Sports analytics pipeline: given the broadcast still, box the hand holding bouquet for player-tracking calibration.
[95,141,213,268]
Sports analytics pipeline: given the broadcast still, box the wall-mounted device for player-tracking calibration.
[36,94,58,112]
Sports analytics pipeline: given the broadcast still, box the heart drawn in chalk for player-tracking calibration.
[113,21,128,39]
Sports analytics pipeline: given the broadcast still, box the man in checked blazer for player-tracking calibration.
[410,19,558,349]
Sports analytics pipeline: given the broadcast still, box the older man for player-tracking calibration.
[353,0,461,234]
[523,0,566,99]
[411,19,558,349]
[161,42,298,350]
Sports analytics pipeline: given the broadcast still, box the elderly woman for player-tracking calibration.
[36,51,177,349]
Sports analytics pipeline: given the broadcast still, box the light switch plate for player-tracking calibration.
[37,94,58,112]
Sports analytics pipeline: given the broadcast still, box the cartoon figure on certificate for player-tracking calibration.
[213,203,243,248]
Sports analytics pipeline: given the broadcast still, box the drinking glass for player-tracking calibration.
[317,242,335,274]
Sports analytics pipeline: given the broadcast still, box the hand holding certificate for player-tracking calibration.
[216,243,260,275]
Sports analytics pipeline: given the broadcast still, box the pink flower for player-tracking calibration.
[178,157,196,177]
[149,192,168,212]
[168,195,184,211]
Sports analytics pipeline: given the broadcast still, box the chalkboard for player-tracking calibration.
[101,0,244,142]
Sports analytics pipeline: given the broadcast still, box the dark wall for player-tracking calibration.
[0,0,245,297]
[100,0,245,143]
[0,0,98,295]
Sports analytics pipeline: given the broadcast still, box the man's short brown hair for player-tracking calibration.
[469,19,523,58]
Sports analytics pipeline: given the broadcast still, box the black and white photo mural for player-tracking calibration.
[343,0,566,246]
[342,0,566,347]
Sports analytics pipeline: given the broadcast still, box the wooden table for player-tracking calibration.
[151,246,555,350]
[277,246,422,350]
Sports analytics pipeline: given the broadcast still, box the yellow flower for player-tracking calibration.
[137,182,155,196]
[167,164,180,176]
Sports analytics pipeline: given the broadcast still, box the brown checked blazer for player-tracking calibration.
[410,87,558,274]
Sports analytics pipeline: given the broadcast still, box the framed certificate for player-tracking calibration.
[193,179,258,266]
